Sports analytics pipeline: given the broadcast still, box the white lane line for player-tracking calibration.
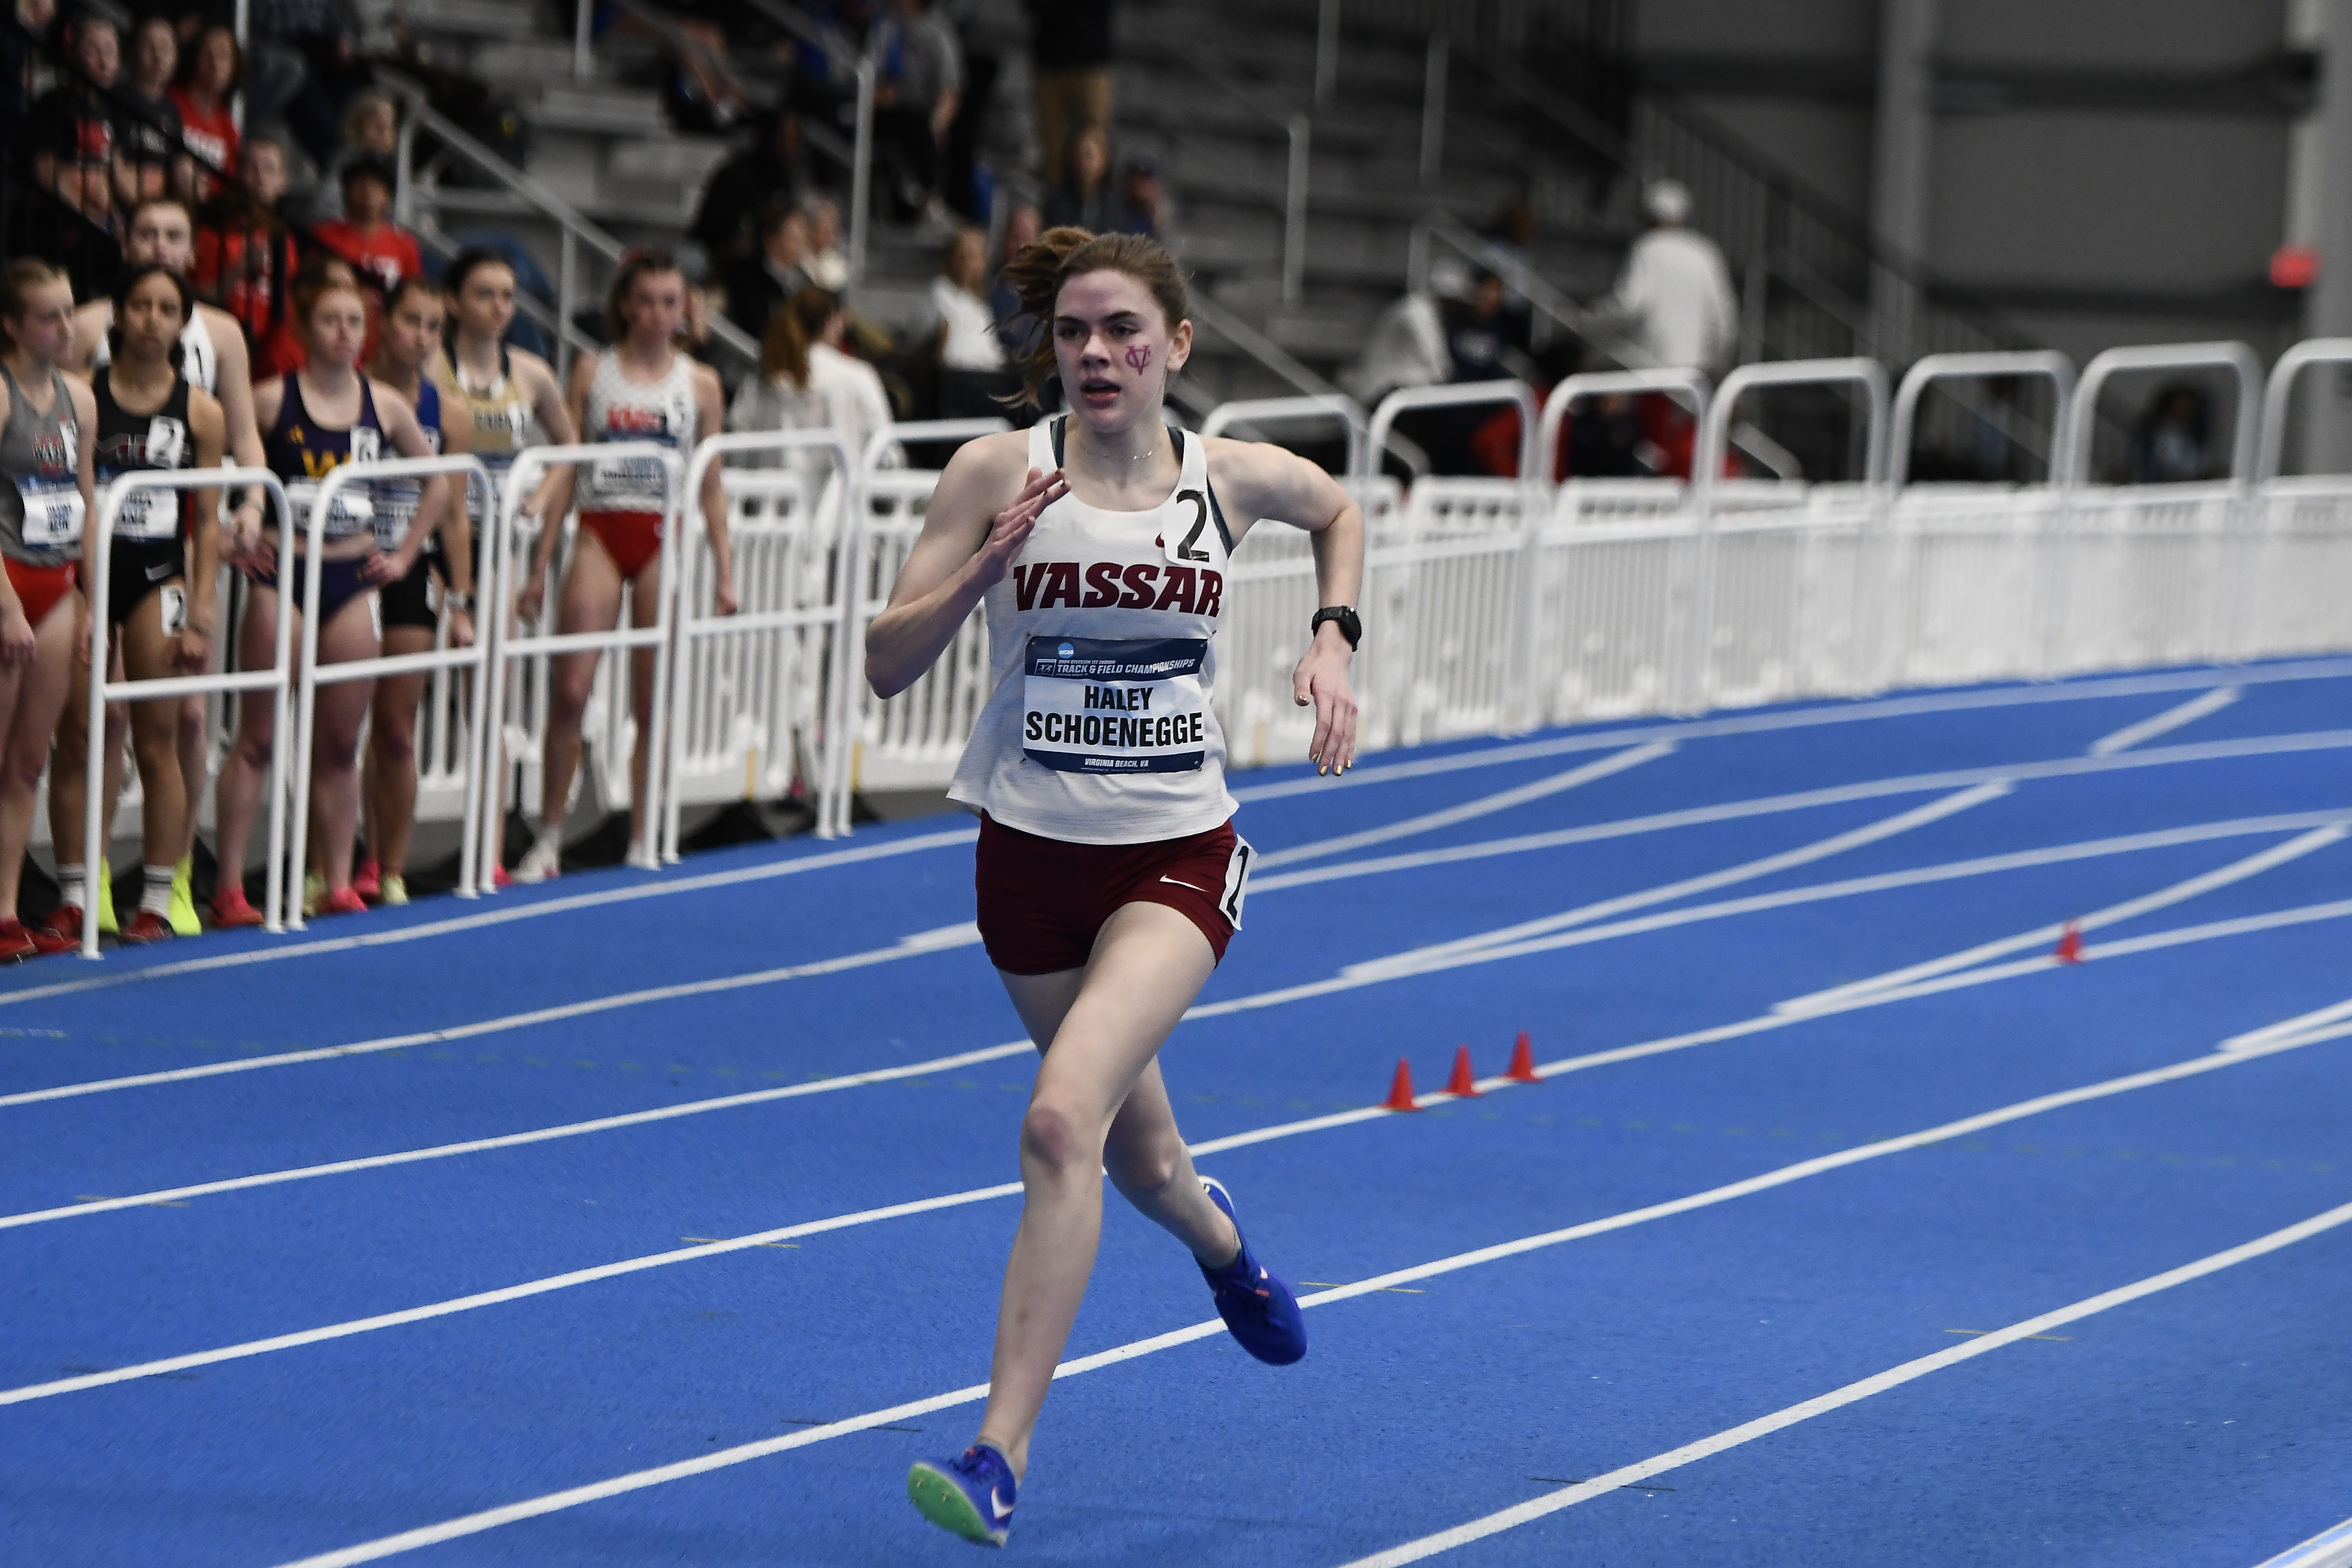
[17,811,2330,1213]
[0,829,982,1010]
[1255,731,2352,893]
[2088,686,2240,756]
[1256,743,1673,868]
[2254,1514,2352,1568]
[1335,1197,2352,1568]
[21,895,2338,1409]
[0,1040,1031,1230]
[261,1019,2350,1568]
[2227,996,2352,1055]
[1342,782,2010,978]
[1228,659,2352,803]
[1776,825,2350,1014]
[0,924,988,1110]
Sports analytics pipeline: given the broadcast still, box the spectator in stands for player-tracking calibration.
[728,285,892,476]
[1341,258,1467,409]
[1118,154,1165,238]
[2128,385,2214,484]
[194,133,302,376]
[1042,122,1112,233]
[305,86,397,225]
[802,192,851,291]
[118,14,188,204]
[168,22,238,199]
[928,224,1008,419]
[1446,270,1522,383]
[872,0,962,229]
[28,3,129,228]
[1025,0,1112,190]
[247,0,365,165]
[721,201,812,344]
[1590,179,1739,375]
[990,199,1041,357]
[691,109,805,268]
[311,155,419,300]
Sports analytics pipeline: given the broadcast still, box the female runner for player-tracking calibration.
[41,267,223,947]
[511,250,730,881]
[210,270,445,924]
[63,195,267,935]
[437,248,574,883]
[354,276,473,906]
[869,228,1363,1546]
[0,262,98,961]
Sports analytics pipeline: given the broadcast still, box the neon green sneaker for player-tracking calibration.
[96,857,117,936]
[302,870,325,918]
[166,856,200,936]
[379,872,408,907]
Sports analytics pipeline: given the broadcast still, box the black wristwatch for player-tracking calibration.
[1311,605,1361,650]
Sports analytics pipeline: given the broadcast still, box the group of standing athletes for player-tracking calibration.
[0,198,731,952]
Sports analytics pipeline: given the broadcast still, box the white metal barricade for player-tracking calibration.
[825,419,1010,837]
[1880,352,2076,689]
[80,467,299,955]
[1200,393,1367,476]
[285,455,495,925]
[659,430,853,861]
[471,441,684,882]
[1687,358,1890,711]
[2044,343,2261,678]
[2244,340,2352,663]
[1359,378,1539,480]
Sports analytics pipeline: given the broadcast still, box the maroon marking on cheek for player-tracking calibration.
[1125,343,1152,372]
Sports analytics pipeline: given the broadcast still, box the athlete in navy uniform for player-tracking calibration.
[868,226,1364,1547]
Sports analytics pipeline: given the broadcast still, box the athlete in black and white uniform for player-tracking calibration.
[868,228,1364,1546]
[66,196,267,935]
[76,266,224,943]
[357,276,474,907]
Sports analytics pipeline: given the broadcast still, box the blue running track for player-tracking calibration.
[5,658,2352,1568]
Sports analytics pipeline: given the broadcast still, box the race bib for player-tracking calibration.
[589,451,670,503]
[145,416,186,470]
[284,478,375,538]
[16,474,84,550]
[159,583,187,634]
[1022,635,1209,774]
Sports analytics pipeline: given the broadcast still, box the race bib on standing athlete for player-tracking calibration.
[16,474,84,550]
[1022,635,1210,774]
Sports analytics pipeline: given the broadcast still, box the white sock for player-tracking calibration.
[55,862,86,910]
[141,865,173,916]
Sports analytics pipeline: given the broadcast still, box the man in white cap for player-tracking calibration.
[1592,179,1740,376]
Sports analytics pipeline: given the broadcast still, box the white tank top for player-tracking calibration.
[947,416,1238,845]
[93,306,218,394]
[577,350,697,514]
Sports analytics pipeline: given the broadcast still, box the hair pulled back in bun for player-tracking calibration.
[999,226,1191,411]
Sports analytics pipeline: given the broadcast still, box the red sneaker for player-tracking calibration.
[118,909,174,944]
[352,858,381,900]
[0,917,37,962]
[318,885,367,916]
[210,888,265,928]
[30,904,84,955]
[492,864,514,888]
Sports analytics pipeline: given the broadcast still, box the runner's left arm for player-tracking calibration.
[1211,440,1362,774]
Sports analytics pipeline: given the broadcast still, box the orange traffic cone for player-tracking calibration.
[1504,1030,1541,1083]
[1446,1043,1481,1097]
[2054,920,2085,964]
[1383,1057,1421,1111]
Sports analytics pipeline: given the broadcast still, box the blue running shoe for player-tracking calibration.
[908,1443,1017,1547]
[1198,1176,1307,1364]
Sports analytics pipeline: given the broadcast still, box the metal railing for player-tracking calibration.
[289,457,497,919]
[1362,379,1541,479]
[2065,342,2263,490]
[383,75,762,380]
[1888,351,2074,488]
[659,429,854,860]
[1173,47,1312,306]
[82,468,299,954]
[474,442,686,879]
[1201,395,1367,474]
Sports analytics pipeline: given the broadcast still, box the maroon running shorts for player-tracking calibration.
[974,812,1251,975]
